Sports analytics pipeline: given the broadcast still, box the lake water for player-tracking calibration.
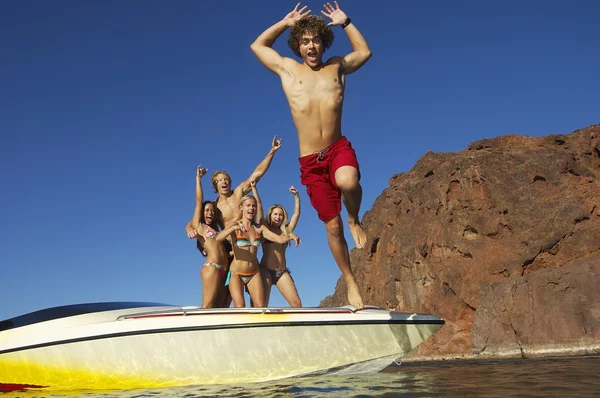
[6,355,599,397]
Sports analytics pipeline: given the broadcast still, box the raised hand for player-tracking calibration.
[284,3,311,27]
[250,179,257,188]
[321,1,348,26]
[196,165,208,178]
[289,185,298,195]
[271,135,283,152]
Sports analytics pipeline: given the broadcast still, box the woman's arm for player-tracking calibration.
[216,223,239,242]
[251,179,264,225]
[185,220,197,239]
[260,226,288,244]
[191,166,207,230]
[260,225,301,247]
[287,185,301,232]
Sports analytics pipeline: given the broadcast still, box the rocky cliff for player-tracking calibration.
[321,124,600,359]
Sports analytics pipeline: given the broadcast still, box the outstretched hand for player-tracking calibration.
[271,135,283,152]
[284,3,311,27]
[288,233,302,248]
[196,165,208,178]
[321,1,348,26]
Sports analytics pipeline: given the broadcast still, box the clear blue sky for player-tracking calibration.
[1,0,598,320]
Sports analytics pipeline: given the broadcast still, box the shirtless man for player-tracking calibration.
[186,136,282,235]
[250,2,372,308]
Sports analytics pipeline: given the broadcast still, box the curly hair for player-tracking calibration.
[287,15,334,58]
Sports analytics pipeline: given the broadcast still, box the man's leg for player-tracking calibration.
[324,215,364,308]
[334,165,367,249]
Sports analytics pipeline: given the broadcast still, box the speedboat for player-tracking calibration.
[0,302,444,392]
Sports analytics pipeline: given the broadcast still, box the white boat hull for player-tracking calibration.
[0,303,444,391]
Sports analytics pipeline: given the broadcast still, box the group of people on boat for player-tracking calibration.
[185,139,302,308]
[187,2,372,309]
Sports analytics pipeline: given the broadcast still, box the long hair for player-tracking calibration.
[196,200,218,256]
[266,204,289,234]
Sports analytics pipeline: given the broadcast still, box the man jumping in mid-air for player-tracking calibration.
[250,2,372,308]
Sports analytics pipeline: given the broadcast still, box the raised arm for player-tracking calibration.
[250,180,264,225]
[250,3,311,75]
[321,2,371,75]
[191,166,208,230]
[287,185,301,231]
[235,136,282,197]
[185,166,208,239]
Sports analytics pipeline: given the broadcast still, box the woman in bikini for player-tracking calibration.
[217,190,300,308]
[258,186,303,307]
[190,166,229,308]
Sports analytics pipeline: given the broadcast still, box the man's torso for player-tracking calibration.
[215,194,241,228]
[281,58,346,156]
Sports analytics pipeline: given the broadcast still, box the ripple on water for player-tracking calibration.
[4,356,600,398]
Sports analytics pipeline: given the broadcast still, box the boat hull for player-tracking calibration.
[0,305,443,391]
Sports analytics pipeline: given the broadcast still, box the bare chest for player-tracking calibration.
[284,65,344,99]
[217,198,240,226]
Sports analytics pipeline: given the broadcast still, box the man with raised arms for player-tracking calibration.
[250,2,372,308]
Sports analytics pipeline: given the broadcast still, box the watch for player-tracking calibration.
[341,17,352,28]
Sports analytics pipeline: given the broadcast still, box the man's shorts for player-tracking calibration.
[298,136,360,222]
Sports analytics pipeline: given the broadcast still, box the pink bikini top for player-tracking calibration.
[200,225,219,256]
[206,225,218,239]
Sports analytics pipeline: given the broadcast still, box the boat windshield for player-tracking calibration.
[0,302,173,332]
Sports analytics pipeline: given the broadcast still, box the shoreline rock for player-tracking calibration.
[321,123,600,360]
[400,344,600,364]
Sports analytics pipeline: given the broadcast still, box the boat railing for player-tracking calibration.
[117,305,385,321]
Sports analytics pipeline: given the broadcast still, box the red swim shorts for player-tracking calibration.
[298,136,360,222]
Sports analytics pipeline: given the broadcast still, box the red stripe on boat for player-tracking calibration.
[0,383,47,392]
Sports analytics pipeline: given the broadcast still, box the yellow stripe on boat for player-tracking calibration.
[0,357,175,391]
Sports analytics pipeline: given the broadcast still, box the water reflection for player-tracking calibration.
[6,356,600,397]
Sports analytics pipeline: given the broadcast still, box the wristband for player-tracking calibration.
[341,17,352,29]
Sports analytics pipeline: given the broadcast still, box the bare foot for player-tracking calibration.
[346,278,364,309]
[349,222,367,249]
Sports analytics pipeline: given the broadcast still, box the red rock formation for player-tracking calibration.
[471,252,600,358]
[321,124,600,359]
